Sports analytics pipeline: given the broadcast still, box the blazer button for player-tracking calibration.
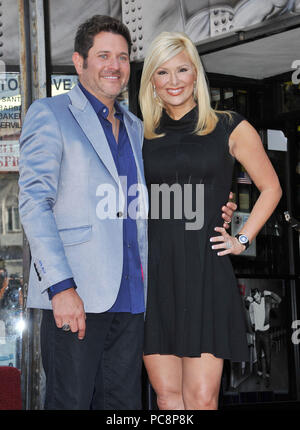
[117,211,123,218]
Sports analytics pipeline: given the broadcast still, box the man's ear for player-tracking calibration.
[72,52,84,75]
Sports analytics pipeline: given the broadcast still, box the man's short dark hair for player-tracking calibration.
[74,15,132,62]
[251,288,260,297]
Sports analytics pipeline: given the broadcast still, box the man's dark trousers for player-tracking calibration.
[255,329,271,376]
[41,310,144,410]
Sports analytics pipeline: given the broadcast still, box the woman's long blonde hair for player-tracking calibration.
[139,31,230,139]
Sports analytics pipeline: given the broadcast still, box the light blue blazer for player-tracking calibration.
[19,85,148,313]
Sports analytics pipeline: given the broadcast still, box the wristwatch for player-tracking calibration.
[235,233,250,250]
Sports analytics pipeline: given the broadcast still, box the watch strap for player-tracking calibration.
[235,233,250,250]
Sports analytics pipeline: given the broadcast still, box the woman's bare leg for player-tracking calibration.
[182,353,224,410]
[143,354,184,410]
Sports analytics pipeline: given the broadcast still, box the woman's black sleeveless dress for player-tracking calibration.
[142,107,249,361]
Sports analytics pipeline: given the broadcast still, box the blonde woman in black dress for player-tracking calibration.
[139,32,282,410]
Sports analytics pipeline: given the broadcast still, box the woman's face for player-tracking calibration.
[152,50,197,115]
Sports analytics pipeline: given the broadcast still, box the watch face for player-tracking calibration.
[239,234,248,244]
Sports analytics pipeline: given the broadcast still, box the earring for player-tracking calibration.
[153,85,157,99]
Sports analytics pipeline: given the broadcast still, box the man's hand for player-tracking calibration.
[52,288,86,340]
[222,192,237,229]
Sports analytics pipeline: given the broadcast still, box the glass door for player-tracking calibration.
[0,1,23,371]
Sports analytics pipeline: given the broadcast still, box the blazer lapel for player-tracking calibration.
[123,113,149,217]
[123,116,143,182]
[68,85,119,184]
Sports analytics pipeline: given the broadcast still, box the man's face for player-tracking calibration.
[73,31,130,104]
[254,291,261,303]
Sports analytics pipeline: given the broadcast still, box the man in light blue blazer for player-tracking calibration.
[19,15,148,410]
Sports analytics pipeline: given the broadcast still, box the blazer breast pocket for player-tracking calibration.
[58,225,92,246]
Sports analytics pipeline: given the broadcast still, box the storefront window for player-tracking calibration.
[280,81,300,112]
[210,87,221,109]
[0,1,23,370]
[223,87,234,110]
[236,89,248,117]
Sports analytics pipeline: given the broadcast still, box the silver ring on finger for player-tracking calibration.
[224,220,231,224]
[62,323,71,331]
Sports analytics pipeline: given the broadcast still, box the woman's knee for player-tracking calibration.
[183,387,219,410]
[155,387,184,410]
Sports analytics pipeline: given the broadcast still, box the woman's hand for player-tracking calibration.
[210,227,246,256]
[222,192,237,230]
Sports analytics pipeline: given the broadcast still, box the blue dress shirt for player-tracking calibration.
[48,83,145,314]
